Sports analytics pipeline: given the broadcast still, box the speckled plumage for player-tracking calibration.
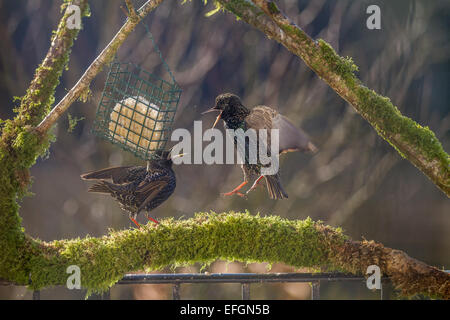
[208,93,317,199]
[81,151,176,223]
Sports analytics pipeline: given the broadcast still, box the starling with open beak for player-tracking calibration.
[81,150,184,228]
[203,93,317,200]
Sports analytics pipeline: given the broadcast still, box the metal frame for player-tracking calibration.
[31,272,391,300]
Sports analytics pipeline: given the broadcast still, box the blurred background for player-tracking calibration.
[0,0,449,299]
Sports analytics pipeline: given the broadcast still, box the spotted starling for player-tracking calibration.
[81,150,181,227]
[203,93,317,200]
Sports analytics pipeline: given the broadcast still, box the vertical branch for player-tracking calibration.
[35,0,164,136]
[15,0,90,128]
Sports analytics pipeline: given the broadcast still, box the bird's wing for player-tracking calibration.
[244,106,275,157]
[135,176,170,212]
[245,106,274,131]
[272,114,317,154]
[246,106,317,154]
[80,166,145,184]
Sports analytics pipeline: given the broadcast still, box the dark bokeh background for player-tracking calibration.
[0,0,448,299]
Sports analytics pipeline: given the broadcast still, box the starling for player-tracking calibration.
[203,93,317,199]
[81,150,182,227]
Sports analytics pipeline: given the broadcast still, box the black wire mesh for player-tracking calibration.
[92,22,181,160]
[93,61,181,160]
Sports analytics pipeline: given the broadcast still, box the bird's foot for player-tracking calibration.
[246,175,264,195]
[129,215,141,229]
[221,181,248,199]
[146,213,160,225]
[221,191,248,199]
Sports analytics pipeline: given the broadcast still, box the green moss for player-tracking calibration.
[0,1,90,287]
[205,2,223,17]
[280,24,310,43]
[222,0,261,19]
[317,39,359,87]
[17,1,89,127]
[267,2,280,14]
[67,114,85,133]
[356,86,450,174]
[22,212,347,295]
[314,39,448,184]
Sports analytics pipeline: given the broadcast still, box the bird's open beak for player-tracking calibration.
[201,108,222,129]
[171,153,188,159]
[201,108,219,115]
[167,146,188,159]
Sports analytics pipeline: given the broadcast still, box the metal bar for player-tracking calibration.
[380,283,384,300]
[172,283,180,300]
[242,283,250,300]
[32,290,40,300]
[118,272,387,285]
[311,281,320,300]
[102,289,111,300]
[380,279,389,300]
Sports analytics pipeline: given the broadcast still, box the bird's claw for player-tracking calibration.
[144,213,160,225]
[221,191,248,199]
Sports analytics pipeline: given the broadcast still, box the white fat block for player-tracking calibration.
[109,96,164,151]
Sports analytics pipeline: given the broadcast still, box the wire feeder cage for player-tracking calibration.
[92,23,181,160]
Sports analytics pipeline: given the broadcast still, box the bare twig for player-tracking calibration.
[35,0,164,135]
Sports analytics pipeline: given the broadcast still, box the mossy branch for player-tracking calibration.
[35,0,163,135]
[0,212,448,299]
[0,0,90,287]
[0,0,163,287]
[0,0,448,301]
[218,0,450,196]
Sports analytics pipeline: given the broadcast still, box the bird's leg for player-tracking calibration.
[129,214,141,229]
[221,181,248,198]
[246,175,264,195]
[145,213,160,225]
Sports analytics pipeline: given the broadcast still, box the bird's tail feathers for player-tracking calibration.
[264,175,288,200]
[88,181,116,194]
[305,141,318,153]
[80,166,131,180]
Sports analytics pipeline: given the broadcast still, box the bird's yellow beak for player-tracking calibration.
[212,111,222,129]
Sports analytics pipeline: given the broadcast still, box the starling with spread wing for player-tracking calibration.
[203,93,317,200]
[81,150,181,227]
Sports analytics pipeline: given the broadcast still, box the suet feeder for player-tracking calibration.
[92,23,181,160]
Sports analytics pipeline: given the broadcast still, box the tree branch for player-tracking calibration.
[13,0,90,128]
[0,212,448,298]
[0,1,448,301]
[0,0,163,287]
[218,0,449,196]
[34,0,163,136]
